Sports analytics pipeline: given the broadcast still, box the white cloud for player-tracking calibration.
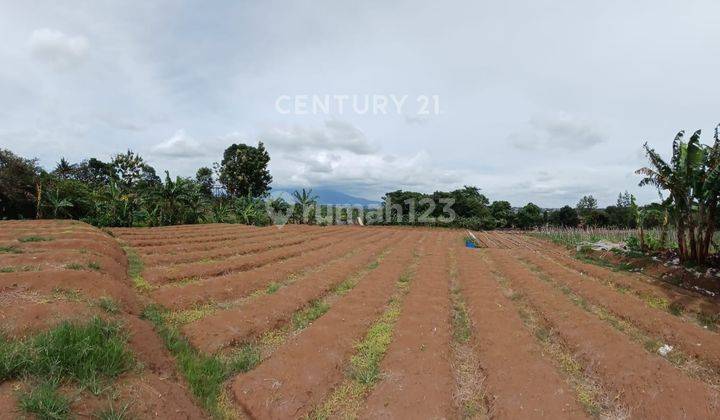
[262,120,377,155]
[151,129,206,158]
[509,112,605,151]
[27,28,89,69]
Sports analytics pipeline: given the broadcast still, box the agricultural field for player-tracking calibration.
[2,221,720,419]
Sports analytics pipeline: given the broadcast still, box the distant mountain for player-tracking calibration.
[272,187,381,206]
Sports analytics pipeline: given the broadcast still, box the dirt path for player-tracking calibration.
[486,248,720,418]
[231,233,423,418]
[183,232,400,353]
[456,247,586,418]
[360,232,457,418]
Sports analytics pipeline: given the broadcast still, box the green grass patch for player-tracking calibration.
[141,304,260,417]
[19,380,71,420]
[697,312,720,331]
[65,263,85,270]
[1,317,133,394]
[349,301,401,385]
[96,297,119,314]
[95,400,132,420]
[292,300,330,330]
[0,245,23,254]
[265,282,280,294]
[450,287,472,344]
[88,261,102,271]
[123,246,152,292]
[18,236,53,243]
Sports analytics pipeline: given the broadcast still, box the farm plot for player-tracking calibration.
[0,220,204,419]
[4,221,720,419]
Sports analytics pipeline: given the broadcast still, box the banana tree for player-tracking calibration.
[291,188,318,224]
[43,188,73,219]
[637,126,720,264]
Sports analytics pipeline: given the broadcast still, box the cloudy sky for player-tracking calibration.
[1,1,719,207]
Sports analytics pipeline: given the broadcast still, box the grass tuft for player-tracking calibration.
[123,246,152,292]
[65,263,85,270]
[266,282,280,294]
[141,304,259,417]
[96,297,119,314]
[19,236,53,243]
[292,300,330,330]
[19,380,70,420]
[0,245,23,254]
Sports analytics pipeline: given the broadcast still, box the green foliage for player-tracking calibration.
[0,317,133,391]
[0,148,42,219]
[96,297,119,314]
[218,142,272,198]
[292,188,318,224]
[490,200,515,228]
[292,300,330,330]
[548,205,580,227]
[516,202,544,229]
[637,126,720,263]
[141,305,260,416]
[19,236,53,242]
[0,245,22,254]
[195,166,214,197]
[19,380,71,420]
[234,195,270,226]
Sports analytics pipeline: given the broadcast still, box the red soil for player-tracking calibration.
[231,232,423,418]
[361,232,458,418]
[150,230,387,310]
[183,232,400,353]
[486,248,719,418]
[455,246,586,418]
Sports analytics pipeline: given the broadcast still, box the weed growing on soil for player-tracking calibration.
[0,245,23,253]
[142,304,260,417]
[486,262,621,418]
[0,265,39,273]
[96,297,119,314]
[19,380,71,419]
[696,312,719,331]
[18,236,53,243]
[123,246,153,292]
[292,300,330,330]
[266,282,280,294]
[65,262,85,270]
[448,252,488,418]
[521,258,720,390]
[88,261,102,271]
[313,252,418,419]
[95,400,131,420]
[0,317,133,394]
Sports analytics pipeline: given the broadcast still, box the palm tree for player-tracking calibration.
[53,158,75,179]
[292,188,318,224]
[637,126,720,263]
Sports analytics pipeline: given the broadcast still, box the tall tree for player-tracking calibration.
[637,126,720,263]
[53,158,76,179]
[0,149,42,219]
[576,195,598,219]
[218,142,272,197]
[196,167,214,197]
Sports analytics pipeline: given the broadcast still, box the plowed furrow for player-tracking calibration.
[487,249,719,418]
[143,229,369,284]
[123,225,308,247]
[361,233,456,418]
[513,234,720,316]
[517,249,720,371]
[456,249,586,418]
[151,231,388,310]
[142,228,340,267]
[231,233,422,419]
[182,232,399,353]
